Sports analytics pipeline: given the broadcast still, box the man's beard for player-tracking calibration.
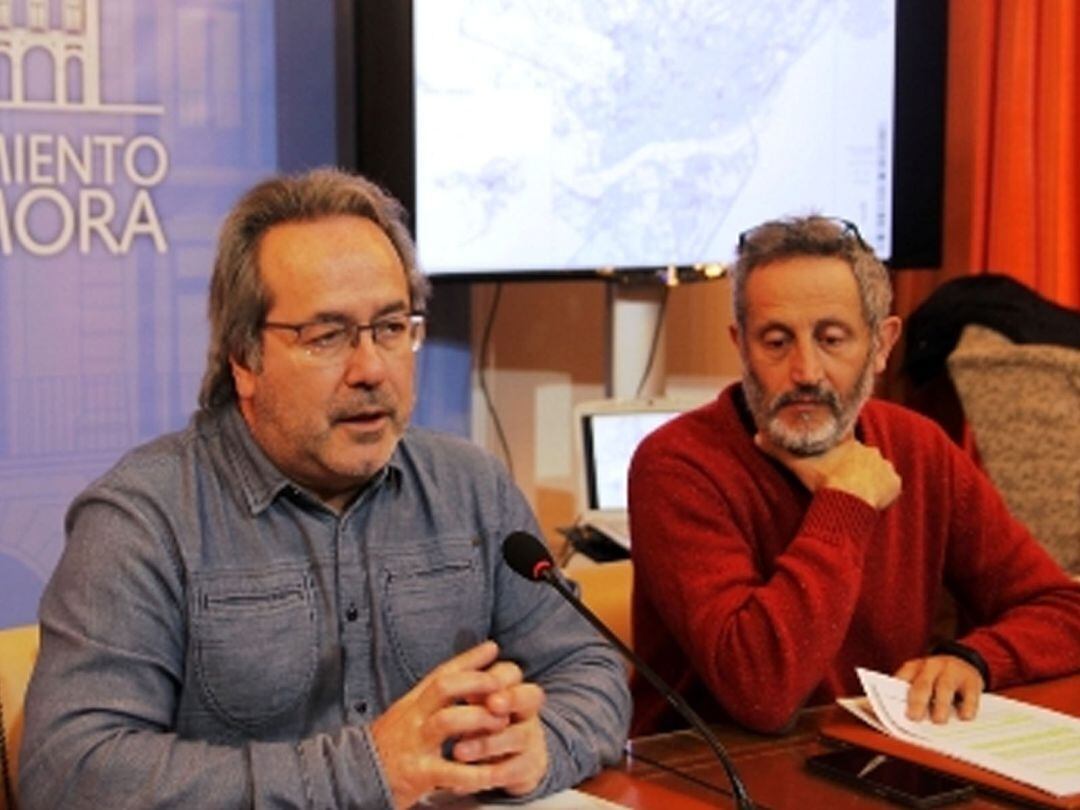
[742,348,877,457]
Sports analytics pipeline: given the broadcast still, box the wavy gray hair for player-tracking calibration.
[731,215,893,332]
[198,167,430,411]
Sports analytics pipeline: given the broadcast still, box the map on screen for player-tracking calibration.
[414,0,895,274]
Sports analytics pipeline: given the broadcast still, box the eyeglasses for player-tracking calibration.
[737,216,871,253]
[263,312,426,363]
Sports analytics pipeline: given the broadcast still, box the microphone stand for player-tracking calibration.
[538,566,756,809]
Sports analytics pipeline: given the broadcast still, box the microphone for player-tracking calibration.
[502,531,755,810]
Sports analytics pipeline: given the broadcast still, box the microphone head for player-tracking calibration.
[502,531,555,582]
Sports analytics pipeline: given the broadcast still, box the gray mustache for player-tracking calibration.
[329,391,396,420]
[771,386,840,414]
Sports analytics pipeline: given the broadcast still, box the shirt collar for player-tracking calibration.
[216,405,405,515]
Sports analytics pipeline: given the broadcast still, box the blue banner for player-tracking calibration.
[0,0,281,626]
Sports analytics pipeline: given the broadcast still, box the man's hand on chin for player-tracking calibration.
[755,433,902,510]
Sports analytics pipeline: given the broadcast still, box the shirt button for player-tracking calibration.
[354,700,367,714]
[345,603,359,622]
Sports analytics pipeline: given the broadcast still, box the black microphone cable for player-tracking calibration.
[502,531,755,810]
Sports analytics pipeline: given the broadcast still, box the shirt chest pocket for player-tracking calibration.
[191,567,317,732]
[381,545,488,683]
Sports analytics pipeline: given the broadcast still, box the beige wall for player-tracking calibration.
[469,276,742,545]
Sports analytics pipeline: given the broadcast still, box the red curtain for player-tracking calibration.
[895,0,1080,318]
[891,0,1079,440]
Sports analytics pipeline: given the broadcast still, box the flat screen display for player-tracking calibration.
[585,410,683,510]
[358,0,945,278]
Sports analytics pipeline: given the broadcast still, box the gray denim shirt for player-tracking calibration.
[20,406,630,809]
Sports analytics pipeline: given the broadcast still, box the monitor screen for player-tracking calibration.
[585,410,682,510]
[357,0,945,278]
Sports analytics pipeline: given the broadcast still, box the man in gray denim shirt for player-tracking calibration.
[20,169,631,809]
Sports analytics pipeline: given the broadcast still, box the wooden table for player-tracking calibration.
[579,674,1080,809]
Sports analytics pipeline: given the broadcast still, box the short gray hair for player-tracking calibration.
[198,167,431,411]
[731,215,893,332]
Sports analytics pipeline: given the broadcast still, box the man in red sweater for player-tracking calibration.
[629,215,1080,735]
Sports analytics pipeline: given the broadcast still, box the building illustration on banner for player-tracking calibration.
[0,0,161,114]
[0,0,279,628]
[1,0,169,258]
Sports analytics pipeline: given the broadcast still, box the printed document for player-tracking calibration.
[839,668,1080,798]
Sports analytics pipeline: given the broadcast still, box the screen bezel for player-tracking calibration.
[353,1,946,280]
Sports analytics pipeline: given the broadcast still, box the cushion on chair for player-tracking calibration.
[0,623,39,810]
[570,560,634,655]
[947,325,1080,573]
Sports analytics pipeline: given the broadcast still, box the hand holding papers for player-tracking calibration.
[839,668,1080,799]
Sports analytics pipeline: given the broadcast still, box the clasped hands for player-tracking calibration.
[371,640,549,809]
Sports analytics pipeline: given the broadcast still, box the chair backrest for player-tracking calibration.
[947,324,1080,574]
[570,559,634,654]
[0,624,39,810]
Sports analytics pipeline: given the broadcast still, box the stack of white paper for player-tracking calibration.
[839,668,1080,799]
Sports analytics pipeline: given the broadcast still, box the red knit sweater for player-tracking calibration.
[629,384,1080,735]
